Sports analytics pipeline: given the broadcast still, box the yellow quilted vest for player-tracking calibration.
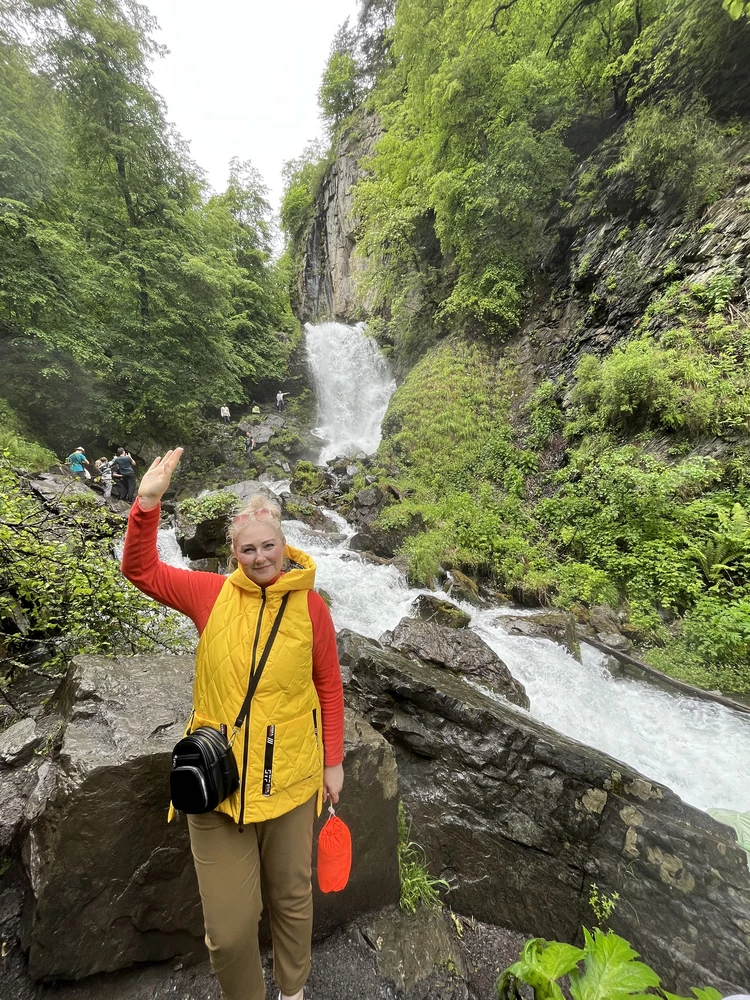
[174,545,323,826]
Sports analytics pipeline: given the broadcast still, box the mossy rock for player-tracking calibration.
[411,595,470,629]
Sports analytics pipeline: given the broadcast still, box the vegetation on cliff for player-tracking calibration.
[0,0,294,455]
[284,0,750,694]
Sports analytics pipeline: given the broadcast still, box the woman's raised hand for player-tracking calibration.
[137,448,183,510]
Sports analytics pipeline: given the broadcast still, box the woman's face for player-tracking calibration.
[234,520,285,586]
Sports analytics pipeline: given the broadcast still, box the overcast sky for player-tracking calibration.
[143,0,361,211]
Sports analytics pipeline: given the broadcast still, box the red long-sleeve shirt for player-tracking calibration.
[121,499,345,767]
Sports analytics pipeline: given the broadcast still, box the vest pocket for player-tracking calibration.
[262,711,321,796]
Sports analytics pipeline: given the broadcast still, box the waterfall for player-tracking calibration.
[305,321,396,463]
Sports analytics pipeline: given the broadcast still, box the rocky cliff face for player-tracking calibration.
[524,139,750,392]
[297,113,381,324]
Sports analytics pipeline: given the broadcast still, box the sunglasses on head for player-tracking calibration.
[232,506,275,527]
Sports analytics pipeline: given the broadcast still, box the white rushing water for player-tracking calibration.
[305,321,396,463]
[282,517,750,814]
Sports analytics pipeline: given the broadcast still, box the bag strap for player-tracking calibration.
[230,592,290,740]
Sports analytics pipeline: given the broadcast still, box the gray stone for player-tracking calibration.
[176,510,229,561]
[386,616,529,710]
[499,610,581,661]
[338,628,750,995]
[597,632,632,652]
[411,595,471,629]
[222,480,278,506]
[0,717,41,766]
[23,653,399,981]
[23,654,204,981]
[361,905,467,992]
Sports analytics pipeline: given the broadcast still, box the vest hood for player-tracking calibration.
[227,544,316,596]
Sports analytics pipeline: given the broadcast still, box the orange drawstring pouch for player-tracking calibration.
[317,805,352,893]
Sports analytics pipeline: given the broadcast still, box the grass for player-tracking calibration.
[397,802,449,913]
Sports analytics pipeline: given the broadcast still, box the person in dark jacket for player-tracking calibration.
[112,447,137,503]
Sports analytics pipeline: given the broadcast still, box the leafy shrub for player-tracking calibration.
[526,379,565,449]
[497,927,720,1000]
[291,461,326,496]
[177,491,238,524]
[611,100,735,217]
[0,465,189,678]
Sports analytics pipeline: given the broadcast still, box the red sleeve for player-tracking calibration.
[308,591,345,767]
[121,499,224,634]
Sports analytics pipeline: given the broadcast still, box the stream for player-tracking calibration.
[161,321,750,817]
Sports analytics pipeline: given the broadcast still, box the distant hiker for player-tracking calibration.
[245,431,255,458]
[66,447,89,480]
[220,404,231,424]
[276,391,289,412]
[112,447,137,503]
[251,403,261,415]
[96,457,113,498]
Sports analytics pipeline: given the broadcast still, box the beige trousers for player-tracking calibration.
[188,794,316,1000]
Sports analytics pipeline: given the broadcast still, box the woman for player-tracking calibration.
[121,448,344,1000]
[95,457,113,498]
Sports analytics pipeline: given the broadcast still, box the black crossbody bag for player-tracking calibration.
[170,594,290,814]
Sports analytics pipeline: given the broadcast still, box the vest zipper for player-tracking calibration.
[238,588,266,832]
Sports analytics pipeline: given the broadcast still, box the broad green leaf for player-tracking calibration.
[569,929,661,1000]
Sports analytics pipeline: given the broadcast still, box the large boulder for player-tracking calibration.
[385,616,529,710]
[337,629,750,995]
[23,654,204,981]
[22,653,398,981]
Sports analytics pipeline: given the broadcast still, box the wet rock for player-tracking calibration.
[386,616,529,710]
[585,604,622,636]
[337,628,750,995]
[297,112,382,322]
[499,610,581,661]
[349,523,405,559]
[222,480,278,506]
[175,510,229,561]
[597,632,632,652]
[22,653,399,981]
[23,653,204,981]
[411,595,471,629]
[0,717,41,766]
[446,569,483,606]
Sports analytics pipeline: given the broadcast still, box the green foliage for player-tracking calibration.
[280,140,332,252]
[570,277,750,439]
[526,379,565,449]
[291,461,327,497]
[497,927,719,1000]
[397,801,448,913]
[177,491,238,524]
[0,400,56,472]
[588,884,620,928]
[611,100,736,217]
[0,464,189,680]
[319,51,364,134]
[0,1,293,452]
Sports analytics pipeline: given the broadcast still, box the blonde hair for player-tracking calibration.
[228,495,285,553]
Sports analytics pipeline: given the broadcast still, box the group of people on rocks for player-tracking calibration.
[218,391,290,427]
[67,446,137,502]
